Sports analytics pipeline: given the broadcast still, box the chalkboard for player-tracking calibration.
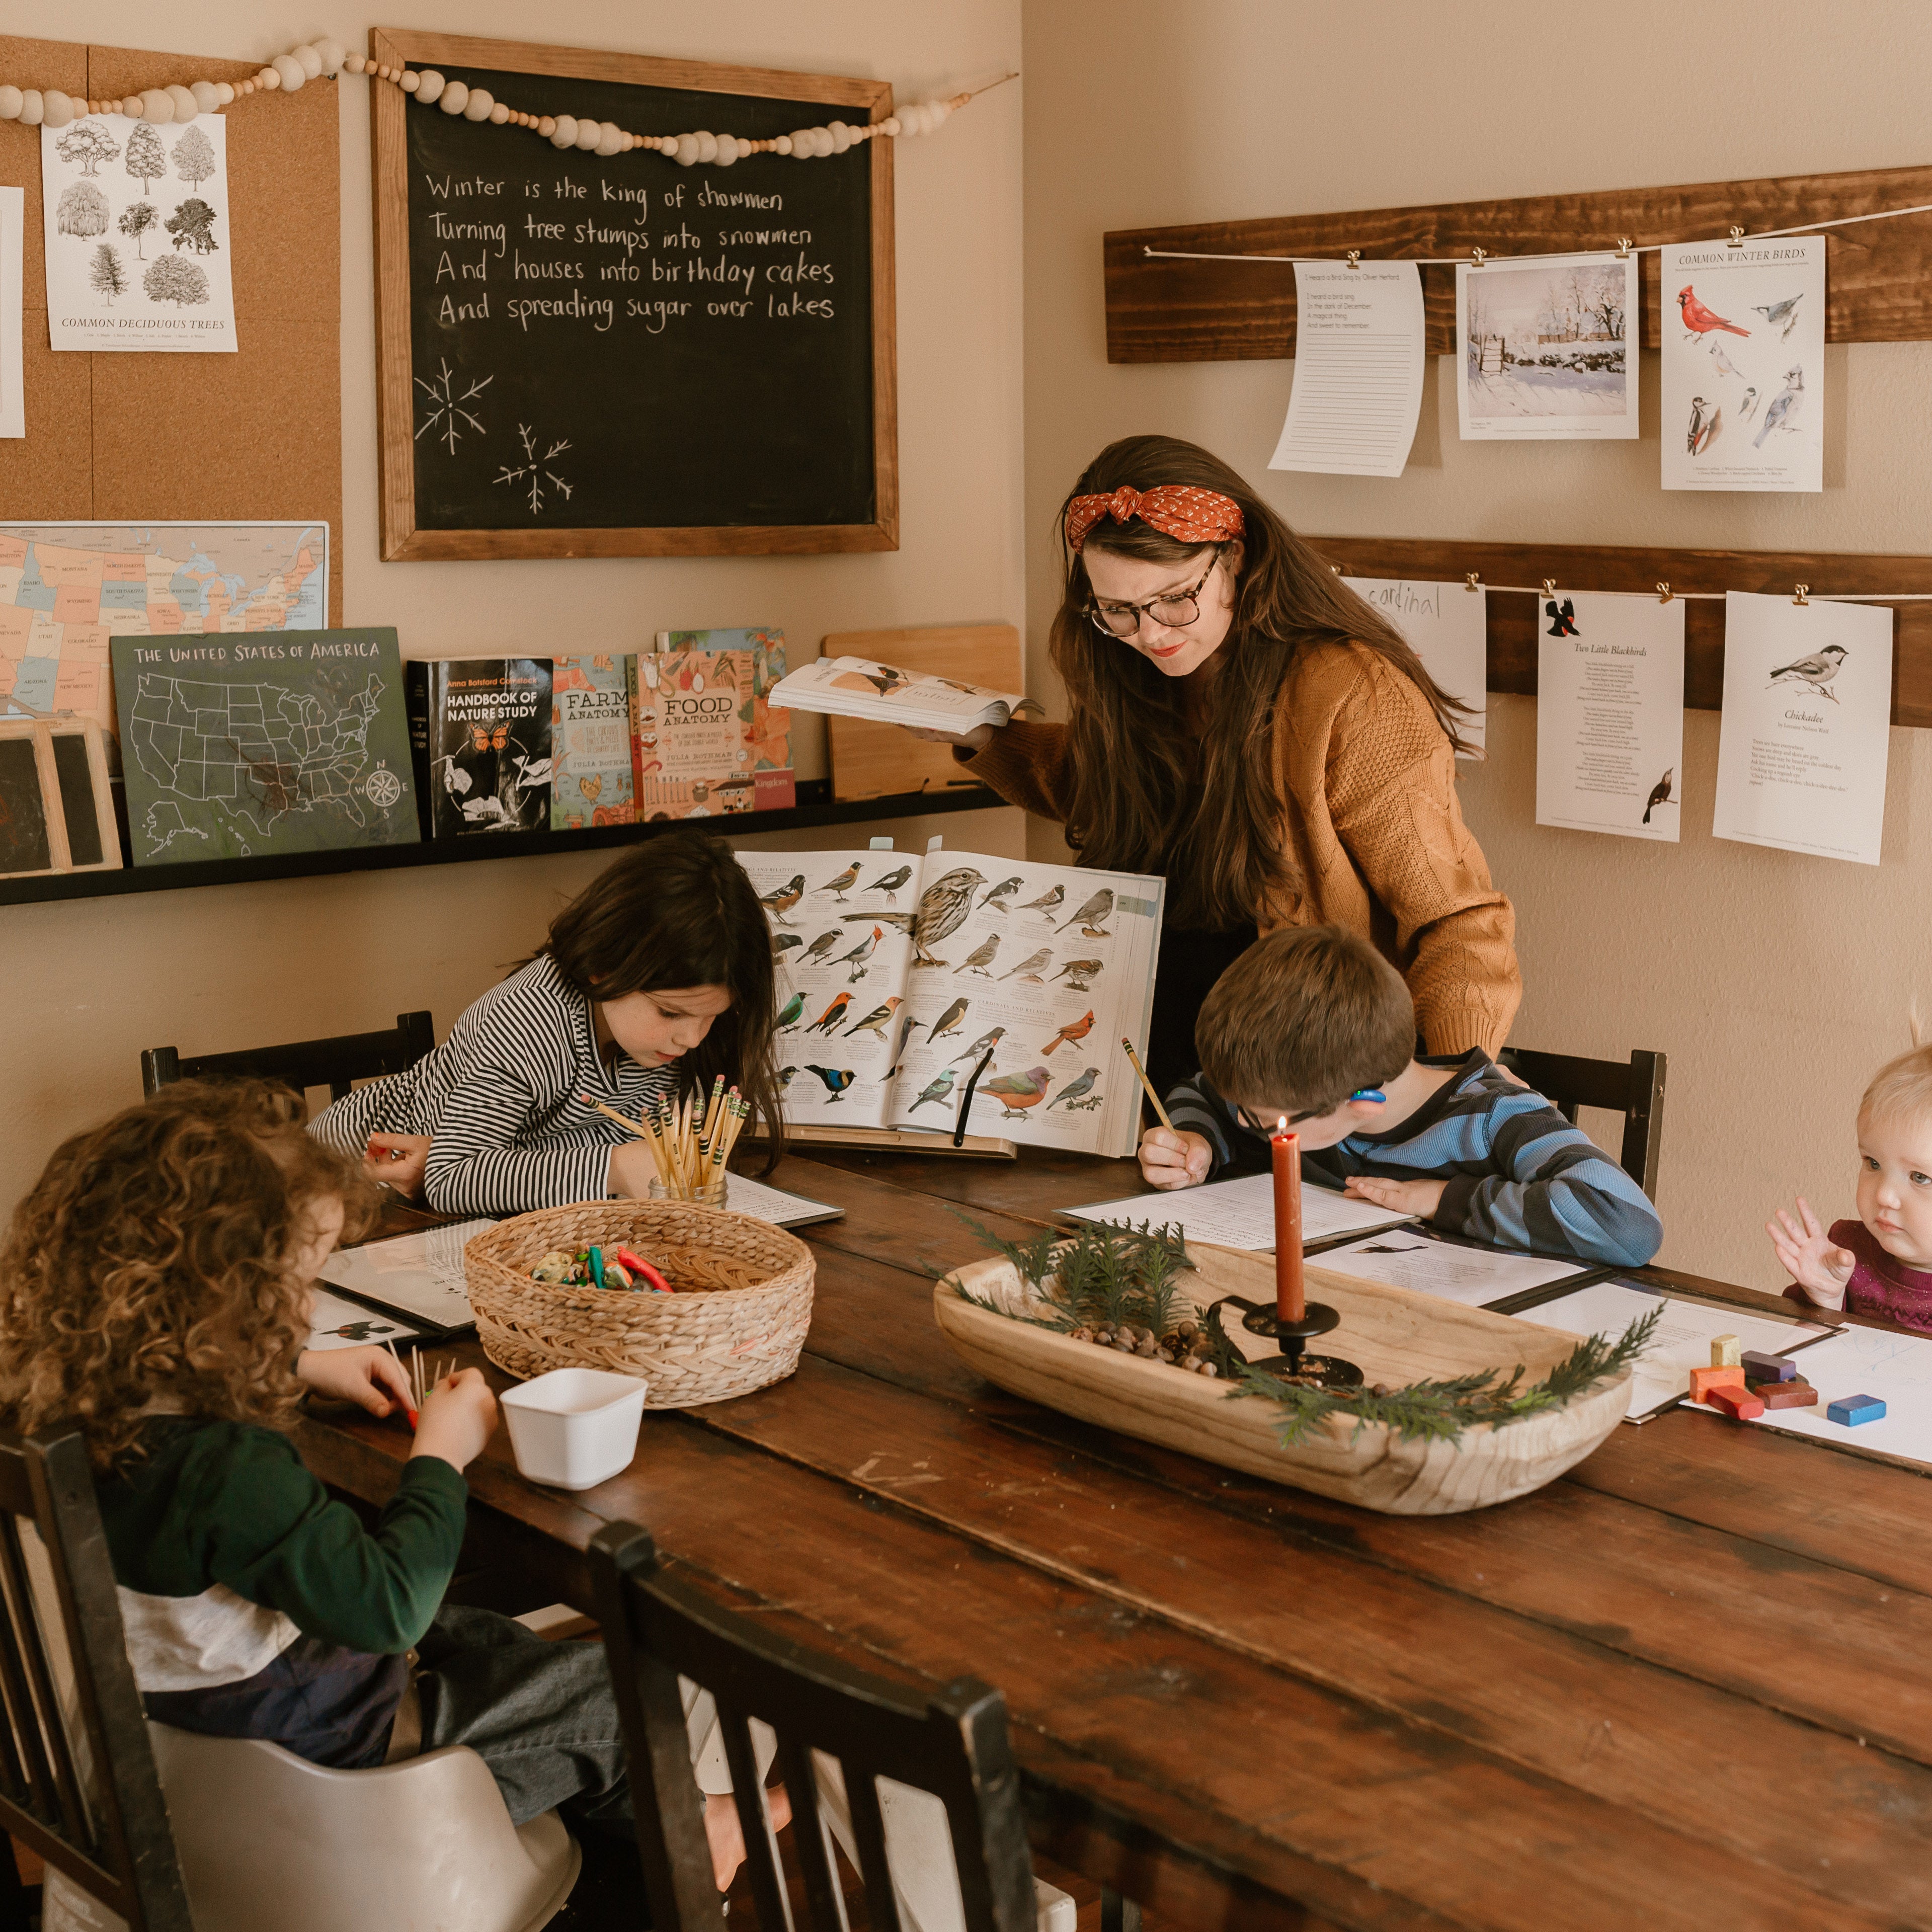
[51,733,102,868]
[372,33,897,560]
[0,738,50,877]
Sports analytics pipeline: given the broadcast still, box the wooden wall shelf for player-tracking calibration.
[1311,537,1932,726]
[0,781,1007,909]
[1105,163,1932,363]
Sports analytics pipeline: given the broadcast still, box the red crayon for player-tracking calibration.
[1271,1121,1304,1325]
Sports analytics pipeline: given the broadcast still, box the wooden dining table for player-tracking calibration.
[298,1149,1932,1931]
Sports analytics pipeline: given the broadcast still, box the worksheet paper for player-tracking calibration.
[1517,1278,1837,1421]
[1661,235,1823,492]
[1534,590,1685,841]
[1268,261,1425,478]
[1342,577,1487,755]
[717,1172,844,1230]
[1456,251,1638,440]
[1712,592,1893,866]
[0,187,22,438]
[1684,1325,1932,1468]
[316,1219,496,1330]
[1313,1232,1594,1307]
[1066,1171,1413,1250]
[306,1288,432,1354]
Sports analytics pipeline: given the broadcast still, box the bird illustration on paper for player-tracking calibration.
[776,992,805,1031]
[1754,366,1804,448]
[864,864,912,903]
[1767,642,1847,702]
[1041,1010,1095,1055]
[907,867,987,966]
[981,1066,1053,1119]
[814,862,861,901]
[843,996,902,1039]
[954,933,1001,977]
[1544,598,1579,638]
[978,876,1023,914]
[1016,884,1064,919]
[778,1066,798,1091]
[1676,286,1750,339]
[925,997,970,1042]
[1686,396,1720,456]
[805,992,853,1033]
[832,925,884,981]
[758,874,805,925]
[1050,958,1104,991]
[1642,769,1675,826]
[804,1065,857,1102]
[1752,292,1805,340]
[796,929,842,969]
[1738,385,1760,420]
[949,1026,1006,1067]
[1707,342,1745,383]
[1058,888,1115,936]
[908,1067,957,1112]
[773,933,803,959]
[884,1012,920,1078]
[1047,1067,1102,1112]
[1000,947,1053,983]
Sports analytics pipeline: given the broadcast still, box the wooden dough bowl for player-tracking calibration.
[934,1239,1633,1515]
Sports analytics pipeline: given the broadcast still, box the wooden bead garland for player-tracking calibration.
[0,35,1001,163]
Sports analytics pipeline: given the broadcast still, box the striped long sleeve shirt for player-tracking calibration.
[1166,1049,1663,1267]
[308,956,674,1217]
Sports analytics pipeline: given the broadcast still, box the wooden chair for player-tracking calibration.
[1497,1046,1667,1198]
[140,1010,436,1101]
[0,1426,194,1932]
[591,1520,1053,1932]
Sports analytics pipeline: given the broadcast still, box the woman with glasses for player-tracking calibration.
[920,433,1519,1094]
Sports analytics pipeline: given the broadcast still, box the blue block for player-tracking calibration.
[1826,1394,1887,1427]
[1741,1350,1796,1382]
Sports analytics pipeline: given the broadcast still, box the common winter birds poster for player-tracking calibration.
[1712,592,1891,865]
[1661,236,1823,492]
[1456,252,1639,441]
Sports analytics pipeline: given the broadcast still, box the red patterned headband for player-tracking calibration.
[1063,484,1245,554]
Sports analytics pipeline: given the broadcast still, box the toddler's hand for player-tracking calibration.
[297,1344,414,1419]
[411,1366,499,1472]
[1343,1174,1447,1220]
[365,1133,431,1199]
[1766,1196,1855,1309]
[1139,1127,1211,1190]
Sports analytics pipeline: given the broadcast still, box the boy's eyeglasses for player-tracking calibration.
[1085,554,1221,639]
[1236,1091,1386,1135]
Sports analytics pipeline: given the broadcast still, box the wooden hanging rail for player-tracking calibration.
[1104,164,1932,363]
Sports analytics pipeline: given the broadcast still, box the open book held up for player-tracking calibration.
[738,846,1165,1158]
[768,656,1033,735]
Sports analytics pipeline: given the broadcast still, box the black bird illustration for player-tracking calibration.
[773,933,804,958]
[1642,768,1675,826]
[804,1065,857,1102]
[978,875,1023,914]
[863,864,913,902]
[925,997,970,1042]
[1544,598,1579,638]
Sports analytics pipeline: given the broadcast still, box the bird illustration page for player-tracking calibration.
[1660,235,1823,493]
[767,656,1029,734]
[1711,591,1893,866]
[739,847,1166,1157]
[1533,590,1685,842]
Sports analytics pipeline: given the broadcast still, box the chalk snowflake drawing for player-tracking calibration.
[415,357,492,455]
[494,423,575,516]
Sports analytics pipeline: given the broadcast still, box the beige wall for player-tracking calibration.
[1022,0,1932,1285]
[1,1,1023,1212]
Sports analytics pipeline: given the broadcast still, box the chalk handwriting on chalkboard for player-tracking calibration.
[416,356,492,454]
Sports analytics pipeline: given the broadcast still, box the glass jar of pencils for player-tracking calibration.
[649,1174,729,1209]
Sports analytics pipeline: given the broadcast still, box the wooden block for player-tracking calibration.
[1758,1381,1819,1411]
[1740,1350,1796,1382]
[1687,1365,1745,1402]
[1706,1384,1765,1421]
[1711,1334,1741,1367]
[1826,1394,1887,1427]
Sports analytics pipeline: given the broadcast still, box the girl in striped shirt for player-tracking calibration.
[310,831,784,1218]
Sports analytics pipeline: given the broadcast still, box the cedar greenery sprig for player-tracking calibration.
[946,1211,1194,1337]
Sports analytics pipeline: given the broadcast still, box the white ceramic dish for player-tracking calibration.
[500,1367,649,1490]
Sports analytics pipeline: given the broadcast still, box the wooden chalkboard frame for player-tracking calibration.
[370,29,898,560]
[0,719,120,880]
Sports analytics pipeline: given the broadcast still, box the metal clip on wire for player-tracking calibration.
[1470,247,1487,268]
[1465,573,1482,593]
[1793,584,1810,605]
[1542,579,1557,599]
[1728,225,1746,249]
[1657,583,1672,603]
[1344,250,1361,271]
[1616,237,1632,259]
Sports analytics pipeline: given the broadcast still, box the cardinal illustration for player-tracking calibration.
[1707,342,1745,383]
[1754,366,1804,449]
[954,933,1001,977]
[1544,598,1579,638]
[981,1066,1053,1119]
[1015,884,1064,918]
[814,862,861,901]
[775,992,804,1031]
[1752,292,1805,340]
[843,996,902,1039]
[978,875,1023,914]
[863,864,912,903]
[1058,888,1115,936]
[925,997,970,1042]
[1041,1010,1096,1055]
[908,1067,957,1112]
[804,1066,857,1102]
[908,867,987,966]
[1642,769,1675,826]
[1676,286,1750,340]
[1686,396,1720,456]
[796,929,842,969]
[1000,947,1053,983]
[758,874,805,924]
[1767,642,1846,701]
[1050,958,1104,991]
[832,925,884,981]
[949,1026,1006,1067]
[805,992,853,1033]
[1046,1067,1101,1111]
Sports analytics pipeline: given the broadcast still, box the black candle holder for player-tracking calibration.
[1222,1296,1364,1389]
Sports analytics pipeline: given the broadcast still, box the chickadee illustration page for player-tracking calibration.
[1661,235,1824,493]
[1712,591,1892,865]
[739,845,1165,1156]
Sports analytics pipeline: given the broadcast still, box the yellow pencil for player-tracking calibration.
[1119,1037,1174,1133]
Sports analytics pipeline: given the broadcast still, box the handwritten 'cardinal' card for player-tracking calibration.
[1661,234,1823,493]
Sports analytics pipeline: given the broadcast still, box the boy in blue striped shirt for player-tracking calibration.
[1139,926,1662,1267]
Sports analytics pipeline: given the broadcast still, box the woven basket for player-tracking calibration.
[463,1201,815,1410]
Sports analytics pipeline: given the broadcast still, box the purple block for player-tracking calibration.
[1741,1350,1796,1383]
[1826,1394,1886,1427]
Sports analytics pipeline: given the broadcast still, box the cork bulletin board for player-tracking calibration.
[0,32,343,624]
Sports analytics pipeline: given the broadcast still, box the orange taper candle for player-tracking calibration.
[1271,1118,1304,1324]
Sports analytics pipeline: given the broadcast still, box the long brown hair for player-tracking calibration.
[0,1082,375,1469]
[537,829,785,1170]
[1051,436,1473,928]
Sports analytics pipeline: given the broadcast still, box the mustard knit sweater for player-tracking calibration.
[961,639,1521,1057]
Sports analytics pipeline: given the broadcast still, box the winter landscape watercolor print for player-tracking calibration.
[1457,252,1638,440]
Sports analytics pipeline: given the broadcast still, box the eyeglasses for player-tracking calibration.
[1236,1092,1386,1135]
[1085,553,1221,639]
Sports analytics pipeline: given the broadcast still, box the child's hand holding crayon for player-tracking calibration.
[1139,1126,1212,1190]
[364,1133,431,1199]
[1767,1195,1858,1309]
